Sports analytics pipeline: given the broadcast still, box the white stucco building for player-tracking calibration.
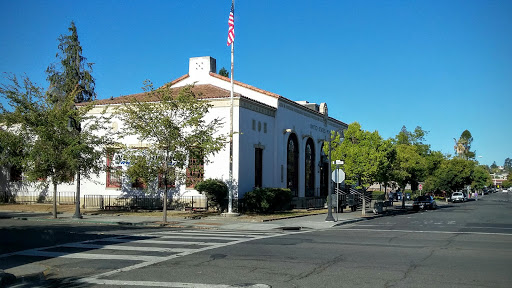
[1,56,347,206]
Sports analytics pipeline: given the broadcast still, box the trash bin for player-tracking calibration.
[374,201,384,214]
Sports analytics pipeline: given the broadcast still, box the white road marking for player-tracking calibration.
[127,234,248,240]
[17,250,165,261]
[82,230,308,282]
[1,229,307,287]
[151,231,265,237]
[61,243,195,253]
[342,228,512,236]
[80,278,270,287]
[103,238,212,245]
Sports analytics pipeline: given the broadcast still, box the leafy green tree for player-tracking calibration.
[391,126,429,207]
[471,165,492,191]
[1,75,79,217]
[328,122,387,213]
[1,75,110,217]
[329,122,384,190]
[392,144,426,207]
[218,67,229,78]
[431,158,475,194]
[115,81,226,222]
[502,173,512,189]
[0,128,27,173]
[374,139,396,199]
[422,151,447,195]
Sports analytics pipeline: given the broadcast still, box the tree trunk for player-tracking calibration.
[53,182,58,218]
[401,186,406,209]
[162,152,169,223]
[163,186,168,223]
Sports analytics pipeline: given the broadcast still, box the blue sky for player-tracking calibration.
[1,0,511,166]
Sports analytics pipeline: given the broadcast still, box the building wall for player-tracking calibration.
[1,56,348,203]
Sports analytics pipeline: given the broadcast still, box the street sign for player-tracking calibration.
[419,184,423,190]
[331,169,345,184]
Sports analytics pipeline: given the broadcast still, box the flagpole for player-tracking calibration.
[228,0,235,214]
[228,40,234,214]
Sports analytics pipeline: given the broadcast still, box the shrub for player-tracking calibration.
[195,179,228,212]
[243,188,293,213]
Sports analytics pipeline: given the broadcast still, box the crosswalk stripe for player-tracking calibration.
[61,243,195,253]
[171,230,277,236]
[148,231,259,238]
[17,250,165,261]
[127,234,250,240]
[103,238,212,245]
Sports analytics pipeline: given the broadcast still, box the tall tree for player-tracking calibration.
[504,158,512,172]
[1,23,110,217]
[46,21,96,104]
[115,81,226,222]
[454,130,475,160]
[45,21,99,218]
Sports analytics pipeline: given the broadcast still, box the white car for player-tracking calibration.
[451,192,465,203]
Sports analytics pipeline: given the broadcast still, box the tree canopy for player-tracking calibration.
[46,21,96,104]
[114,81,226,222]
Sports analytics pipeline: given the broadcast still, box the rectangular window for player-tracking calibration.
[106,152,122,188]
[252,119,256,130]
[255,148,263,188]
[186,149,204,188]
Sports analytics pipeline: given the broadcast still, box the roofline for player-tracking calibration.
[208,72,348,128]
[209,72,282,99]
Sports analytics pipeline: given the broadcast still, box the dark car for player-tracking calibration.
[413,195,438,211]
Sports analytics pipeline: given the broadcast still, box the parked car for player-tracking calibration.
[413,195,438,211]
[451,192,466,203]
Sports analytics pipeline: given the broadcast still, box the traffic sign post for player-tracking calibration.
[331,161,345,220]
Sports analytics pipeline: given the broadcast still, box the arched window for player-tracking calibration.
[305,138,315,197]
[287,134,299,196]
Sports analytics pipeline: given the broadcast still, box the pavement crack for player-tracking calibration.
[292,254,344,281]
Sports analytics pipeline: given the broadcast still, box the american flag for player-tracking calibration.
[227,1,235,46]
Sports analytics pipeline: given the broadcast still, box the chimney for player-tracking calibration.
[189,56,216,77]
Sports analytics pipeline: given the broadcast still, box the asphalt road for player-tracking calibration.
[2,192,512,287]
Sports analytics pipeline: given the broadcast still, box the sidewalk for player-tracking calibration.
[0,207,382,231]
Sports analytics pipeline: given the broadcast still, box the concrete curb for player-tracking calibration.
[2,263,48,286]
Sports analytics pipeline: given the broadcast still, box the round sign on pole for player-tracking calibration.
[419,184,423,190]
[331,169,345,184]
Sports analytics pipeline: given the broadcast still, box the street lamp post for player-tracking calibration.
[68,115,82,219]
